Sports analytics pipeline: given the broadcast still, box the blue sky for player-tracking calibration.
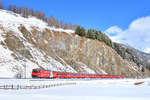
[1,0,150,31]
[1,0,150,53]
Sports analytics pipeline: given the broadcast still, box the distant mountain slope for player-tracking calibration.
[0,9,150,78]
[113,43,150,71]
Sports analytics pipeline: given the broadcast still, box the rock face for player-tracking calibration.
[28,28,150,78]
[0,9,150,78]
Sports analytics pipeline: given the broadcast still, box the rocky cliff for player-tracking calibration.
[0,9,149,78]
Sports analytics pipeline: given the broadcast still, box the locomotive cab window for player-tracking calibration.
[32,70,40,73]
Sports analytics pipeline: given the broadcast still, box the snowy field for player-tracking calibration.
[0,78,150,100]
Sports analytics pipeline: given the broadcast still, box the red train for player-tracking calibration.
[32,69,124,79]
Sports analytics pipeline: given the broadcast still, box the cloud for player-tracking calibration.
[144,48,150,54]
[105,15,150,53]
[105,26,123,35]
[105,26,123,43]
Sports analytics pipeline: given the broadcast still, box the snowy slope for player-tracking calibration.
[0,9,74,34]
[0,9,146,78]
[0,9,76,78]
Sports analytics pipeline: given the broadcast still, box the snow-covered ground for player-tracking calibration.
[0,79,150,100]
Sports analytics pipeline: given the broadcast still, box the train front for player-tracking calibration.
[32,69,53,78]
[32,69,41,78]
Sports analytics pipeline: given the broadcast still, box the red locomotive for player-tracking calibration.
[32,69,124,79]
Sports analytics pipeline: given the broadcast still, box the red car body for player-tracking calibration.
[32,69,124,79]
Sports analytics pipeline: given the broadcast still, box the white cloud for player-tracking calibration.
[105,26,123,34]
[105,26,123,43]
[105,15,150,53]
[144,48,150,54]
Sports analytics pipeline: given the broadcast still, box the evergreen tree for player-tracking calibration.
[75,26,86,36]
[101,33,112,47]
[86,29,97,39]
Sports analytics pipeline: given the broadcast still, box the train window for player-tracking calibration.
[72,74,80,76]
[56,73,67,75]
[32,70,40,73]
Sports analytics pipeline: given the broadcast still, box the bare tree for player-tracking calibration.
[48,15,55,26]
[68,22,73,29]
[42,12,46,21]
[0,2,4,9]
[73,24,78,30]
[4,2,78,30]
[60,20,63,28]
[22,7,30,18]
[8,5,11,10]
[30,8,34,16]
[16,7,22,14]
[34,11,42,19]
[55,19,60,28]
[12,5,17,13]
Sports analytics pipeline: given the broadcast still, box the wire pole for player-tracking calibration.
[24,59,26,79]
[22,47,26,79]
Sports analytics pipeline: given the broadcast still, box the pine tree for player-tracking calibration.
[75,26,86,36]
[86,29,96,39]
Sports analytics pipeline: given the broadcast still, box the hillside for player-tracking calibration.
[0,9,150,78]
[113,43,150,71]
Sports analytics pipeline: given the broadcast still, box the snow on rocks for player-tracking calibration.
[0,9,76,78]
[0,9,74,35]
[77,62,95,74]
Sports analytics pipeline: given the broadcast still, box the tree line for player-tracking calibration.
[0,2,78,30]
[75,26,112,47]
